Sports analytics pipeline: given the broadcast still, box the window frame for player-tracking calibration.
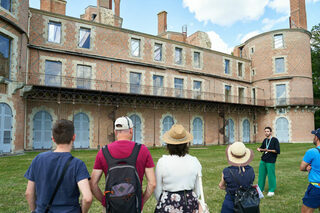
[48,21,62,44]
[174,47,183,65]
[44,60,62,87]
[131,38,141,57]
[193,51,201,68]
[0,33,11,79]
[275,57,285,73]
[76,64,92,89]
[0,0,11,12]
[274,34,284,49]
[154,43,162,61]
[78,27,91,49]
[224,59,230,74]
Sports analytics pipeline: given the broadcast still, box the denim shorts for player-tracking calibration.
[302,184,320,209]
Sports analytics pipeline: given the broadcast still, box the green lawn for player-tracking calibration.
[0,143,314,213]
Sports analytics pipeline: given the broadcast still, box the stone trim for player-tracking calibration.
[75,22,96,50]
[191,49,203,70]
[128,34,144,59]
[172,44,186,67]
[71,60,97,90]
[272,55,288,74]
[43,15,66,46]
[39,55,67,87]
[151,39,166,63]
[222,57,232,76]
[126,68,146,94]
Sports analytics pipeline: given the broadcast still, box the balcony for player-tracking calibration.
[23,72,317,107]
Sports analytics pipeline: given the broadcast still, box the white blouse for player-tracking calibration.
[154,154,202,201]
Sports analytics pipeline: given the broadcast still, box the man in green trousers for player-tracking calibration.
[257,126,280,197]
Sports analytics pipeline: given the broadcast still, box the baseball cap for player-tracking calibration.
[311,128,320,139]
[115,116,133,130]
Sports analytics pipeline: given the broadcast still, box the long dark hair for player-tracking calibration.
[167,143,189,157]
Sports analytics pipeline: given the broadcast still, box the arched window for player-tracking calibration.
[226,119,235,144]
[74,113,90,148]
[193,118,203,145]
[242,119,250,143]
[162,116,174,144]
[276,117,289,142]
[33,111,52,149]
[0,103,12,153]
[129,114,142,144]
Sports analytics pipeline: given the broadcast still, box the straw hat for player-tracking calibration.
[162,124,193,145]
[226,142,254,167]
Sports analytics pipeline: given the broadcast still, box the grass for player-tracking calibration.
[0,143,314,213]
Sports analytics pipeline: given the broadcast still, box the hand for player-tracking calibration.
[257,148,261,152]
[307,165,312,172]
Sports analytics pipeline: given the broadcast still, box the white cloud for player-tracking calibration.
[262,15,288,31]
[182,0,269,26]
[206,31,233,54]
[240,31,261,43]
[268,0,290,14]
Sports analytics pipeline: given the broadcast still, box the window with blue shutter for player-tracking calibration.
[129,114,142,144]
[0,103,12,153]
[33,111,52,149]
[162,116,174,145]
[74,113,90,148]
[192,118,203,145]
[243,119,250,143]
[226,119,235,143]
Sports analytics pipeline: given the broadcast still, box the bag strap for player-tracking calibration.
[102,143,141,168]
[45,156,74,213]
[198,173,205,203]
[316,147,320,153]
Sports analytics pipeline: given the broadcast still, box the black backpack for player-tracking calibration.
[102,143,142,213]
[229,169,260,213]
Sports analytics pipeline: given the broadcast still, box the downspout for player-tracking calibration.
[24,11,32,150]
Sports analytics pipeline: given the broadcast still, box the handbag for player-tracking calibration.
[198,173,210,213]
[229,169,260,213]
[45,156,74,213]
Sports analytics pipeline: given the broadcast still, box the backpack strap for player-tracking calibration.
[316,147,320,153]
[102,143,142,168]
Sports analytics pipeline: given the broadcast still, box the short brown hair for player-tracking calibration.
[264,126,272,132]
[52,119,74,144]
[167,143,189,157]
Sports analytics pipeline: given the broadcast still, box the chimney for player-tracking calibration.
[158,11,167,35]
[40,0,67,15]
[97,0,112,9]
[289,0,307,30]
[114,0,120,17]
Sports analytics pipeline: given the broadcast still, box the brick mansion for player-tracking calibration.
[0,0,317,154]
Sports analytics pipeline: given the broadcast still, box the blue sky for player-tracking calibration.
[29,0,320,54]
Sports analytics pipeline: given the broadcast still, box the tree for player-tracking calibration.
[311,23,320,128]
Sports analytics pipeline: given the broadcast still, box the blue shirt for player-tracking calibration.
[303,146,320,187]
[24,151,90,213]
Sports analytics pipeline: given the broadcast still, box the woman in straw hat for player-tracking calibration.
[219,142,255,213]
[154,124,202,213]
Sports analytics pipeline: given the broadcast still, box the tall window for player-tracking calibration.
[33,111,52,149]
[174,78,184,97]
[130,72,141,94]
[131,38,140,57]
[238,88,245,104]
[242,119,250,143]
[153,75,163,96]
[238,62,243,77]
[0,103,12,153]
[0,34,10,79]
[162,116,174,144]
[275,57,285,73]
[252,88,256,105]
[129,114,142,144]
[194,52,200,68]
[175,47,182,65]
[274,34,284,48]
[74,113,90,148]
[0,0,11,11]
[154,43,162,61]
[226,119,235,143]
[224,59,230,74]
[48,21,61,43]
[79,28,91,49]
[276,84,286,105]
[77,65,91,89]
[193,80,201,99]
[225,85,231,102]
[193,118,203,145]
[45,60,62,87]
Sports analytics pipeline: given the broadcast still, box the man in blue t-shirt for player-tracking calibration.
[300,128,320,213]
[25,119,92,213]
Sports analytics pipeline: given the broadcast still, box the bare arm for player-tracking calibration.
[218,173,226,190]
[25,180,36,211]
[77,179,92,213]
[257,147,267,152]
[143,167,156,204]
[89,169,104,203]
[300,161,311,172]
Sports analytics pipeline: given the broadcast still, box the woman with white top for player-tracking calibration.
[154,124,202,213]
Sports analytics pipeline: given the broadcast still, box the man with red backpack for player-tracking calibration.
[90,116,156,212]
